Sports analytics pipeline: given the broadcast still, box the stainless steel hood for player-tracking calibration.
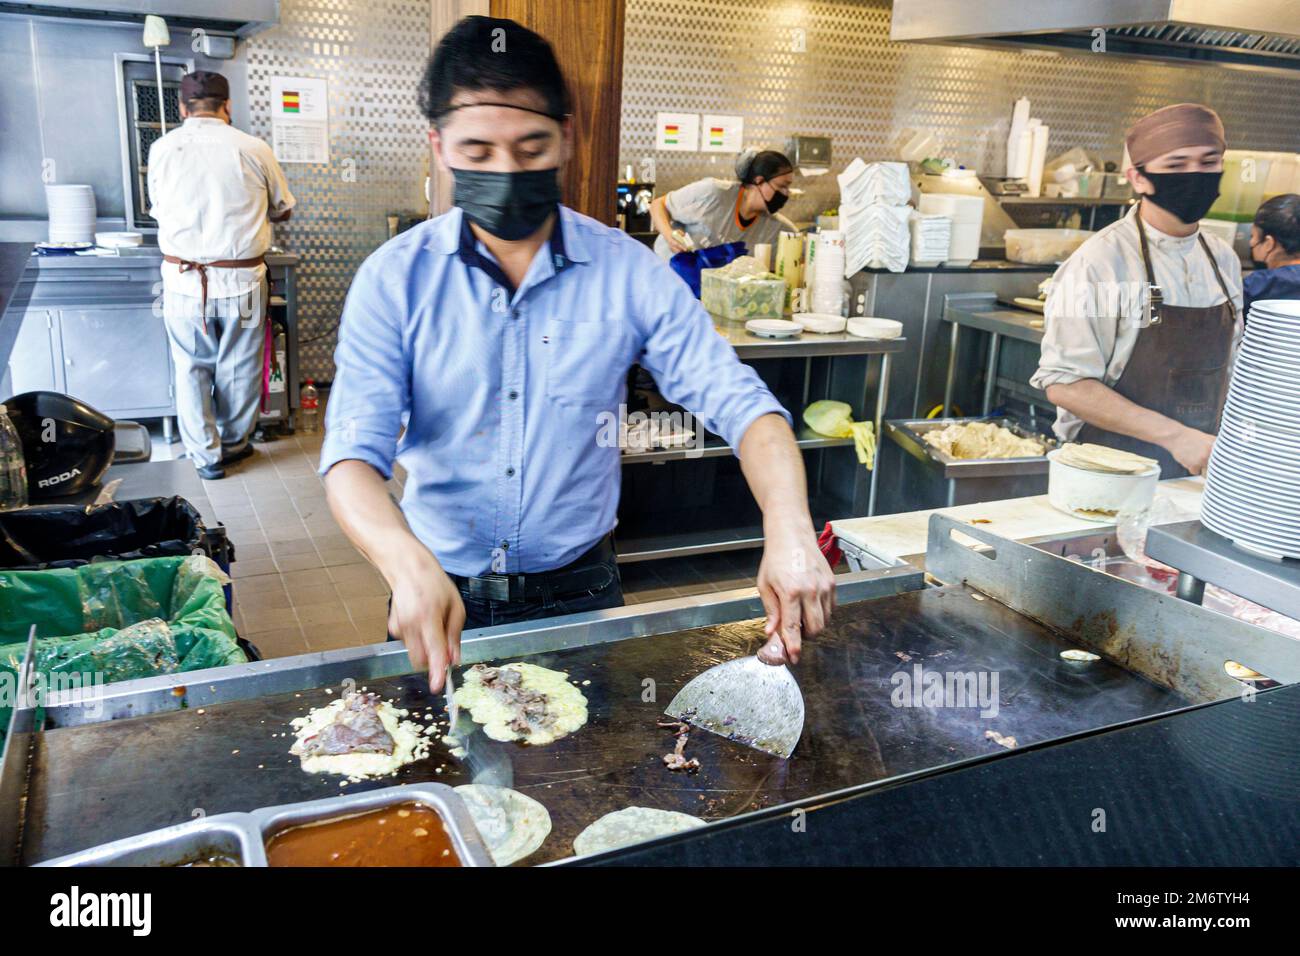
[891,0,1300,73]
[0,0,279,37]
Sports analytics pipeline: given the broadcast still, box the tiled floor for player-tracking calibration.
[160,424,764,659]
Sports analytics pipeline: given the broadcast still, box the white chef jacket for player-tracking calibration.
[148,117,296,300]
[653,178,797,259]
[1031,204,1243,442]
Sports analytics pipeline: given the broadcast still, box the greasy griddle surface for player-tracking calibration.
[24,587,1184,864]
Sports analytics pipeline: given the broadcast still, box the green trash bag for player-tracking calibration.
[0,555,246,732]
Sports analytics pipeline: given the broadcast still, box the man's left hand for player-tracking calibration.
[756,521,837,665]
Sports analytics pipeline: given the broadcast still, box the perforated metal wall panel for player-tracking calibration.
[619,0,1300,222]
[243,0,432,379]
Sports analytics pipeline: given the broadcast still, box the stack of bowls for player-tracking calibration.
[1201,298,1300,560]
[45,184,97,244]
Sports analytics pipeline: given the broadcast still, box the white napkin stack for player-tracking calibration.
[909,212,952,267]
[838,159,912,275]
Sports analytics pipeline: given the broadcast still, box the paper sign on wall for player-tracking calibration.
[655,112,699,152]
[270,76,330,164]
[701,114,744,153]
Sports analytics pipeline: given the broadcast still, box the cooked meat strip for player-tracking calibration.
[300,692,396,756]
[661,721,700,773]
[472,664,556,737]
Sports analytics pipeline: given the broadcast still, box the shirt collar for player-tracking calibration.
[1127,201,1200,248]
[431,205,589,265]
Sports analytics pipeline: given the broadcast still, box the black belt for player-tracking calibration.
[452,535,616,603]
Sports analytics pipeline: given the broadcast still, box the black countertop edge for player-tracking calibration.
[580,683,1300,867]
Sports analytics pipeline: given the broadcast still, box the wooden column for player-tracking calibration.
[430,0,491,216]
[490,0,626,225]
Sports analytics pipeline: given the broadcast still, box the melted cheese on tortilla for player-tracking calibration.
[457,662,588,745]
[290,695,430,779]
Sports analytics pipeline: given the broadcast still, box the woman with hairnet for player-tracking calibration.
[650,149,797,259]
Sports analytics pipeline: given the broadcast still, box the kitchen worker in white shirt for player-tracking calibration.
[1032,104,1242,478]
[650,149,798,259]
[149,70,296,480]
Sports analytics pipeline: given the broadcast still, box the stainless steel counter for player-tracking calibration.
[941,291,1050,420]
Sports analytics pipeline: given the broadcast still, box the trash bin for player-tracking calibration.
[0,555,249,733]
[0,496,236,616]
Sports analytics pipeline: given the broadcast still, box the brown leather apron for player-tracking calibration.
[163,254,275,413]
[1076,216,1237,479]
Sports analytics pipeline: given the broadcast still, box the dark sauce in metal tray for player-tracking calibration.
[265,803,461,867]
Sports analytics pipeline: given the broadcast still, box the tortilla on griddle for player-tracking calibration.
[455,784,551,866]
[572,807,706,857]
[458,662,588,745]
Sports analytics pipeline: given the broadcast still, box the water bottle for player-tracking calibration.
[299,379,320,434]
[0,404,28,511]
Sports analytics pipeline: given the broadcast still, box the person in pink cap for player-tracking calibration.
[1033,103,1243,478]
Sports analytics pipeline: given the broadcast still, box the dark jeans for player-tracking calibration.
[387,540,624,637]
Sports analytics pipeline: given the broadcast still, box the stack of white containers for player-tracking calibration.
[45,185,97,244]
[918,193,983,266]
[837,159,911,274]
[909,212,952,267]
[807,230,846,315]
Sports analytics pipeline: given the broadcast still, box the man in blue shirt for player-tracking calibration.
[1245,194,1300,318]
[320,17,835,690]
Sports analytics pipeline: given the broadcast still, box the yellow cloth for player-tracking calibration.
[802,400,876,469]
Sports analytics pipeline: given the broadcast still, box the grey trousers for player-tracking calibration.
[162,280,265,468]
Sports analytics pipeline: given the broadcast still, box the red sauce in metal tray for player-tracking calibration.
[265,803,461,867]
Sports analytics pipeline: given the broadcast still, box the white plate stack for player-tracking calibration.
[46,184,97,244]
[909,211,952,266]
[918,193,983,266]
[838,159,911,275]
[1201,298,1300,560]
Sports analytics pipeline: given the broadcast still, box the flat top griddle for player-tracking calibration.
[22,584,1184,865]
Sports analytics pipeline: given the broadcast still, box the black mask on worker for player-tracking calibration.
[760,183,789,214]
[1138,168,1222,224]
[452,167,560,241]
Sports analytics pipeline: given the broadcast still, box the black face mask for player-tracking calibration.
[452,166,560,241]
[760,183,789,215]
[1138,168,1222,224]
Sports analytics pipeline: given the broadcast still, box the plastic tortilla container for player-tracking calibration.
[846,317,903,339]
[1047,448,1160,522]
[792,312,847,334]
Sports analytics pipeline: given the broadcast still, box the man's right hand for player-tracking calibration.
[1165,425,1216,475]
[386,549,464,693]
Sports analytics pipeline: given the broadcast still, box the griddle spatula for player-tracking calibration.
[665,635,804,759]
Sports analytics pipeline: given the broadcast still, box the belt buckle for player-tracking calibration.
[476,573,525,602]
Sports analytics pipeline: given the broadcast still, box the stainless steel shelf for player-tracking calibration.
[1146,519,1300,622]
[616,492,853,564]
[710,317,907,359]
[620,426,852,465]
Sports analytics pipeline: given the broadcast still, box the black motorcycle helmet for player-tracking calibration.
[3,391,115,499]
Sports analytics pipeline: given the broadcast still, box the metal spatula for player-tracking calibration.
[665,635,804,758]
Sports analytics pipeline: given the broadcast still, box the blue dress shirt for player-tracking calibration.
[320,205,790,576]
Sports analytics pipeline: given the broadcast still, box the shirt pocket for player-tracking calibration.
[541,316,633,410]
